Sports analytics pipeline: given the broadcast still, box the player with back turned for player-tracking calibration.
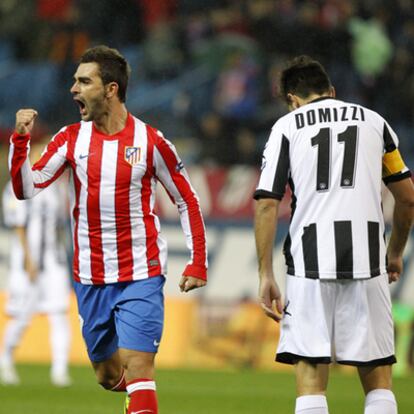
[254,56,414,414]
[9,45,208,414]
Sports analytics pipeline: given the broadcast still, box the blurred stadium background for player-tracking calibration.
[0,0,413,412]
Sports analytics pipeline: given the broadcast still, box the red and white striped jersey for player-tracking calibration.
[9,113,208,285]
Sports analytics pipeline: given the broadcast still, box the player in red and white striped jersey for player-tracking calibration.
[9,45,207,414]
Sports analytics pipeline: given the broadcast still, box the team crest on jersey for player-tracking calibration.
[124,146,141,165]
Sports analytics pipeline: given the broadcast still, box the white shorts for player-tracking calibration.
[276,273,396,366]
[5,264,71,316]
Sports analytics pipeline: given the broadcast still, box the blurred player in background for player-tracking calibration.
[0,143,71,387]
[254,56,414,414]
[8,45,207,414]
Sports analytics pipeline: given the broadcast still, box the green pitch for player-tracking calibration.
[0,364,413,413]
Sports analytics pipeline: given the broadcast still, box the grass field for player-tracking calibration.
[0,364,413,414]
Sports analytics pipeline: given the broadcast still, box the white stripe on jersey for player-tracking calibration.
[100,139,119,283]
[74,122,92,282]
[130,118,150,279]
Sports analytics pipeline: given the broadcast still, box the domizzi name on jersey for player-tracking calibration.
[295,105,366,130]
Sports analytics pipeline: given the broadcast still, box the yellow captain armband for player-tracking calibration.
[382,149,406,177]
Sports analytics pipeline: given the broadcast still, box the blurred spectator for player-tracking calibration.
[143,22,184,79]
[197,112,235,166]
[213,51,259,121]
[36,0,89,64]
[348,13,393,79]
[234,127,260,166]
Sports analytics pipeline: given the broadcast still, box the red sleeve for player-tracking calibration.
[150,126,208,281]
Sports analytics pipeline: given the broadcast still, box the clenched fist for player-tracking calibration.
[15,109,38,135]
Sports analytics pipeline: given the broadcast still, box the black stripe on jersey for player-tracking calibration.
[383,170,411,185]
[368,221,380,277]
[383,123,396,152]
[302,223,319,278]
[272,135,290,196]
[284,233,295,274]
[334,221,353,279]
[285,177,296,275]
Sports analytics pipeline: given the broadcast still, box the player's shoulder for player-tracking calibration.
[340,99,384,121]
[132,116,167,145]
[52,122,83,141]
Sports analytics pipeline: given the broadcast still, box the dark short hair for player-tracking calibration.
[80,45,131,102]
[279,55,332,105]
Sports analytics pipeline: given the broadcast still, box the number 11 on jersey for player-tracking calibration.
[311,125,358,192]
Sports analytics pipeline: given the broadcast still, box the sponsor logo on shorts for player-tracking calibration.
[153,339,160,347]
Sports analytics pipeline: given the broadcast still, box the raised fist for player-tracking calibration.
[15,109,38,135]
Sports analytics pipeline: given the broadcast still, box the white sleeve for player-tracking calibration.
[254,123,290,200]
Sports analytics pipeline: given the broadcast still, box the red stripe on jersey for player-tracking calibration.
[72,173,82,283]
[87,132,105,284]
[32,131,67,170]
[115,119,135,281]
[152,128,207,280]
[32,127,73,188]
[142,126,161,276]
[34,164,66,188]
[66,126,82,282]
[10,133,30,199]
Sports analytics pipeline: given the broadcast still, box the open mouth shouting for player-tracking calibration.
[74,97,88,117]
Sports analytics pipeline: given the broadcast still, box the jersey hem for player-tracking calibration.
[286,268,385,280]
[76,273,160,285]
[337,355,396,367]
[276,352,331,365]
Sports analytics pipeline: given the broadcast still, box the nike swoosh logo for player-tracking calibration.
[79,152,93,160]
[153,340,160,347]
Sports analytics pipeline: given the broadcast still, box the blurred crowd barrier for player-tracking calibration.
[0,165,413,371]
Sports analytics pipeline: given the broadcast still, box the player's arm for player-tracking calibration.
[9,109,68,200]
[253,124,289,322]
[254,198,283,322]
[386,177,414,282]
[151,128,208,292]
[15,225,38,282]
[382,126,414,282]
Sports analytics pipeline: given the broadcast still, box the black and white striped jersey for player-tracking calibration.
[254,97,411,280]
[2,180,66,274]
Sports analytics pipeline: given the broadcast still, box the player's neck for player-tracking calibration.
[93,104,128,136]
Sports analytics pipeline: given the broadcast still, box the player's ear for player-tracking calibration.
[287,93,300,110]
[105,82,119,99]
[329,86,336,98]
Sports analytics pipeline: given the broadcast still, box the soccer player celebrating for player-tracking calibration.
[254,56,414,414]
[9,45,208,414]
